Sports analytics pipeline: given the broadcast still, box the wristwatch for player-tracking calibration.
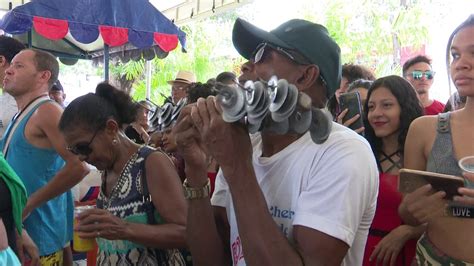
[183,178,211,200]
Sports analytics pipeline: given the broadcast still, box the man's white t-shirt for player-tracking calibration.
[0,92,17,139]
[211,123,379,266]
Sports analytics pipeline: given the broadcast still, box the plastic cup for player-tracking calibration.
[73,205,96,252]
[459,156,474,174]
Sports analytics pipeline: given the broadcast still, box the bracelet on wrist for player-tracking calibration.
[183,178,211,200]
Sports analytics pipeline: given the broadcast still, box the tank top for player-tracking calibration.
[96,146,185,265]
[426,112,473,189]
[0,100,73,256]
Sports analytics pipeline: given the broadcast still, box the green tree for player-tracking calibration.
[113,0,430,103]
[319,0,429,76]
[109,59,146,95]
[120,12,243,105]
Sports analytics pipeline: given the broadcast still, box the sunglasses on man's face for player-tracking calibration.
[252,42,312,65]
[410,70,435,80]
[251,42,329,89]
[67,127,101,156]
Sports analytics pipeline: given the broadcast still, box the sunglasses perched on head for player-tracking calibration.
[409,70,435,80]
[67,127,101,156]
[252,42,312,66]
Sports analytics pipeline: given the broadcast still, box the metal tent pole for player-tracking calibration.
[104,44,109,81]
[145,60,152,99]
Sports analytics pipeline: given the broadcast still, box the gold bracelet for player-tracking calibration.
[183,178,211,200]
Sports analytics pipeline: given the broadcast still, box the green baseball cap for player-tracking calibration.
[232,18,341,99]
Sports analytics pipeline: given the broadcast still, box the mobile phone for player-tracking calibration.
[398,168,465,199]
[339,92,364,133]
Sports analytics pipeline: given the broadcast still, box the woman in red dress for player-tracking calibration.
[362,75,424,266]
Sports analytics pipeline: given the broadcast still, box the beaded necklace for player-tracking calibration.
[101,148,141,210]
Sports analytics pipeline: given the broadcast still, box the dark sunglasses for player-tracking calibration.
[410,70,435,80]
[252,42,312,66]
[251,42,329,89]
[67,127,101,156]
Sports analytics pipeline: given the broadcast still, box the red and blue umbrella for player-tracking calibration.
[0,0,186,77]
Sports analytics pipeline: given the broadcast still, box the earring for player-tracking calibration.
[112,139,118,145]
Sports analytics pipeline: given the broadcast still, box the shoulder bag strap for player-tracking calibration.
[141,148,157,224]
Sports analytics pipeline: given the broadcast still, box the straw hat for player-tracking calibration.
[167,70,197,85]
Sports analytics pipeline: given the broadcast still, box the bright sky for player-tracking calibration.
[236,0,474,103]
[3,0,470,104]
[424,1,474,101]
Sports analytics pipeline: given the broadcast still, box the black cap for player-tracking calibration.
[50,80,64,92]
[137,100,154,112]
[232,18,341,98]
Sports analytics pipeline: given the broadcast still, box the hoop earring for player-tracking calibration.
[112,139,118,145]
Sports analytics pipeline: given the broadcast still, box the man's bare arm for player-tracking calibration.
[173,103,231,265]
[23,103,88,218]
[226,163,348,265]
[0,218,8,250]
[185,171,231,266]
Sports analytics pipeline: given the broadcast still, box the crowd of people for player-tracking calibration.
[0,13,473,266]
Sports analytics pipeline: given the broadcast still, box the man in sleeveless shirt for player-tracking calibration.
[0,36,43,265]
[0,49,89,265]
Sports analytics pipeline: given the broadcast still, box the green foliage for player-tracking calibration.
[114,0,430,103]
[111,59,146,81]
[126,14,242,105]
[320,0,430,76]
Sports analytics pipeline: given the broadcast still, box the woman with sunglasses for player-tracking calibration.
[59,83,187,265]
[362,75,424,266]
[399,15,474,264]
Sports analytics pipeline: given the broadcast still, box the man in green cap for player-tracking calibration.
[175,18,378,265]
[0,36,40,265]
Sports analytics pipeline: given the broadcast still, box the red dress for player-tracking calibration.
[363,173,417,266]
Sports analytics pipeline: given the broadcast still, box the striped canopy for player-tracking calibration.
[0,0,186,59]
